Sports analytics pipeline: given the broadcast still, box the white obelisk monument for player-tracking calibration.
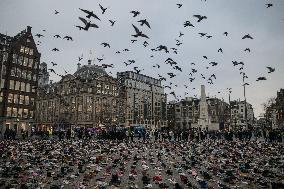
[198,85,211,130]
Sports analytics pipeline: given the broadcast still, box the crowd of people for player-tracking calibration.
[0,127,283,189]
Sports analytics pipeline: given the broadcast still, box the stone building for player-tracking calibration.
[230,100,254,129]
[166,97,200,130]
[117,71,167,130]
[0,26,40,136]
[35,60,119,130]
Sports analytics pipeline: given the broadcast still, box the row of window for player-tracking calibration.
[12,54,38,69]
[6,80,36,93]
[10,67,37,81]
[6,93,34,106]
[20,46,34,56]
[6,106,33,118]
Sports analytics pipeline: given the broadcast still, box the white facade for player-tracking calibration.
[231,101,254,129]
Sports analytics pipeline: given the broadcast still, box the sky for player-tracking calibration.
[1,0,284,117]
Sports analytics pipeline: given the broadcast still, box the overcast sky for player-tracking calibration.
[1,0,284,117]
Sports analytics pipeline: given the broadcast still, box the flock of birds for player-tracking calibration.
[34,1,279,100]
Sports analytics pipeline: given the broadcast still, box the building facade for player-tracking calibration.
[230,100,254,129]
[117,71,167,130]
[265,88,284,129]
[0,26,40,136]
[35,60,119,130]
[166,97,199,130]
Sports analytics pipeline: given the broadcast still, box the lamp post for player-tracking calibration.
[241,72,249,129]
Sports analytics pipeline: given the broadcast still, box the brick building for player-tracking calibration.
[0,26,40,136]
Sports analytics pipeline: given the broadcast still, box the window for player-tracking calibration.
[13,94,18,104]
[24,47,29,54]
[2,65,6,75]
[33,61,38,69]
[25,96,29,105]
[23,57,28,66]
[20,46,25,53]
[78,104,83,111]
[30,98,34,106]
[26,83,30,92]
[21,82,25,91]
[15,67,20,77]
[15,81,20,91]
[9,80,14,90]
[26,71,31,80]
[18,56,23,65]
[29,110,34,118]
[19,95,24,104]
[33,74,37,81]
[8,93,13,103]
[6,107,12,117]
[1,79,5,89]
[88,88,92,93]
[28,59,33,68]
[18,108,23,118]
[23,109,28,118]
[29,49,33,55]
[12,54,18,64]
[0,92,3,102]
[10,67,15,76]
[97,89,101,94]
[22,70,26,79]
[12,108,17,117]
[105,85,109,89]
[3,52,8,62]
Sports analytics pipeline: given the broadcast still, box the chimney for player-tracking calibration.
[27,26,32,33]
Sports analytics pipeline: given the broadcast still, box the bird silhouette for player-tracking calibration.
[193,15,207,22]
[79,8,100,20]
[242,34,253,39]
[223,32,228,36]
[102,64,113,68]
[131,39,137,43]
[192,68,197,73]
[97,58,103,62]
[101,42,110,48]
[54,34,61,38]
[134,67,143,74]
[198,33,207,37]
[35,34,44,38]
[78,56,83,61]
[78,17,99,30]
[63,36,73,41]
[165,85,172,89]
[99,4,107,14]
[266,67,275,73]
[123,48,129,51]
[176,3,183,8]
[157,45,169,53]
[109,20,116,26]
[244,48,251,52]
[218,48,223,53]
[243,83,250,86]
[130,11,140,17]
[132,24,149,38]
[209,62,218,66]
[143,41,149,47]
[51,62,57,66]
[210,74,216,79]
[115,51,120,54]
[179,32,184,37]
[153,64,160,68]
[174,65,182,72]
[265,3,273,8]
[48,68,56,74]
[256,77,267,81]
[138,19,151,28]
[52,48,59,51]
[167,73,176,78]
[206,35,212,39]
[75,25,85,30]
[191,62,196,65]
[55,10,59,15]
[203,56,208,59]
[184,21,194,27]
